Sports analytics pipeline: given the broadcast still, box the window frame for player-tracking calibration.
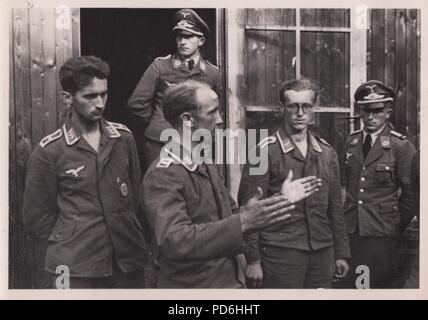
[242,8,367,133]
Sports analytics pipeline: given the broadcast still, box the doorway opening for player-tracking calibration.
[80,8,217,129]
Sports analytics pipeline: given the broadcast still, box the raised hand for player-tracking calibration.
[280,170,322,203]
[240,187,294,234]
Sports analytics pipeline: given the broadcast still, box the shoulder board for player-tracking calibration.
[318,137,332,147]
[390,130,407,139]
[39,129,62,148]
[205,59,219,69]
[155,54,172,61]
[350,128,363,136]
[109,122,132,134]
[257,136,277,149]
[156,158,175,168]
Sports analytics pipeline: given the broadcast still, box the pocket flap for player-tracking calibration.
[379,202,399,213]
[376,163,395,172]
[48,225,76,242]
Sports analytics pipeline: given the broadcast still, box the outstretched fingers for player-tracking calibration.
[267,211,292,226]
[302,178,322,191]
[264,198,294,214]
[259,194,289,207]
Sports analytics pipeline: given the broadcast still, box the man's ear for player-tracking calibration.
[385,107,392,119]
[198,36,206,46]
[61,91,73,107]
[180,112,194,127]
[278,100,285,116]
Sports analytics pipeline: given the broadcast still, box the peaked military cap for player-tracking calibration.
[354,80,395,109]
[172,9,210,37]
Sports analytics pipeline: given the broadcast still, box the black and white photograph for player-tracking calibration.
[2,0,425,299]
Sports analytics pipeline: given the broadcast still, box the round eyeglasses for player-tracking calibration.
[285,103,314,114]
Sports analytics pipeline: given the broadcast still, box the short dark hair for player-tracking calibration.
[162,80,211,127]
[59,55,110,94]
[279,78,319,105]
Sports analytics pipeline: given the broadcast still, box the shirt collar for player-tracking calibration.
[172,53,206,73]
[184,52,200,65]
[363,124,385,146]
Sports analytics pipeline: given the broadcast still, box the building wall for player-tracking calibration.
[368,9,420,148]
[8,7,421,288]
[9,7,79,288]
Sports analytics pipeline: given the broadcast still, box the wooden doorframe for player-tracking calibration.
[224,9,247,200]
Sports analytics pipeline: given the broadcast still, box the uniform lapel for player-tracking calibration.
[348,133,364,165]
[305,133,321,173]
[364,128,387,166]
[97,120,120,168]
[63,117,95,154]
[307,133,321,160]
[276,130,306,162]
[206,164,232,219]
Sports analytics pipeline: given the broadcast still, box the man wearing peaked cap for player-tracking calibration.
[127,8,219,174]
[338,80,416,288]
[354,80,395,106]
[173,8,210,37]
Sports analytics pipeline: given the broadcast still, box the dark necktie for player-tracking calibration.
[363,134,372,158]
[187,59,194,70]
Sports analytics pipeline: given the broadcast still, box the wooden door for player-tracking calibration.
[9,6,80,288]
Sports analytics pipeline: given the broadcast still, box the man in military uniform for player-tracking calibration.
[23,56,148,288]
[340,80,416,288]
[142,80,320,288]
[238,79,351,288]
[127,8,220,171]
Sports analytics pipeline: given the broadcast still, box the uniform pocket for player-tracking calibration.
[375,163,395,185]
[48,225,76,243]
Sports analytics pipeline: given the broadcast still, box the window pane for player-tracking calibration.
[300,9,350,28]
[246,9,296,27]
[301,32,350,109]
[246,31,295,106]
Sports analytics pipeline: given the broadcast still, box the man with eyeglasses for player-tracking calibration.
[339,80,416,288]
[238,78,351,288]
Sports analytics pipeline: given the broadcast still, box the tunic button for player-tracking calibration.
[385,166,390,170]
[55,234,60,239]
[362,166,366,170]
[361,177,366,182]
[360,189,364,193]
[358,200,363,205]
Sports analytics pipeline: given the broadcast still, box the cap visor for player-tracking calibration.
[173,27,203,36]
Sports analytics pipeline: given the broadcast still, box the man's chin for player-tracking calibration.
[291,124,308,131]
[90,114,104,121]
[178,50,189,57]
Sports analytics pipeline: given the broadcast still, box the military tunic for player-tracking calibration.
[23,116,148,277]
[343,126,415,236]
[142,146,246,288]
[238,130,351,264]
[127,54,220,142]
[340,126,416,288]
